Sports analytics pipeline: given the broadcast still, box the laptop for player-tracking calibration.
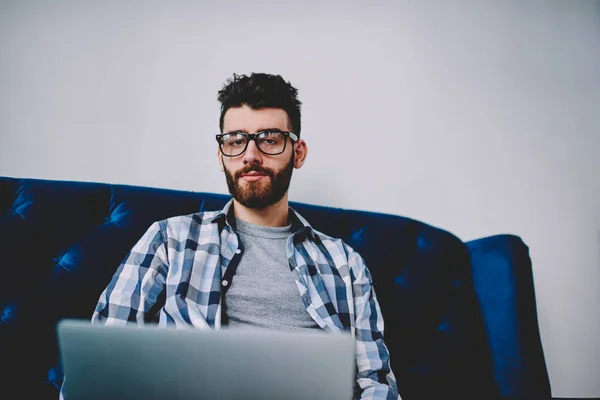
[56,319,355,400]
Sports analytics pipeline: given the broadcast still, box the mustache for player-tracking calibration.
[233,165,275,180]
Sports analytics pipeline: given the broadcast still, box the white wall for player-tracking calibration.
[1,0,599,396]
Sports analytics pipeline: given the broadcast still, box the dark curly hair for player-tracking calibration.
[217,73,302,137]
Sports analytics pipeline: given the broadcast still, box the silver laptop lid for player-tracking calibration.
[57,319,355,400]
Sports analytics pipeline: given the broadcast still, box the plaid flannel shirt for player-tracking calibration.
[91,199,399,400]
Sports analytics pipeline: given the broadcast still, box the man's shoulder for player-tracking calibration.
[152,210,222,235]
[310,228,356,258]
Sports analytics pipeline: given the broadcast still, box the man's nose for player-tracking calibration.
[242,139,262,164]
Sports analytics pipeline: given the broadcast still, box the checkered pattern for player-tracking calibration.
[91,199,399,399]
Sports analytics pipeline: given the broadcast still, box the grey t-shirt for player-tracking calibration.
[223,218,320,330]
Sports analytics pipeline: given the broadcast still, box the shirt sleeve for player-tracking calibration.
[59,222,169,398]
[347,245,401,400]
[91,221,169,325]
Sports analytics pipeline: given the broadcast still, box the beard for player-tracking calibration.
[223,154,294,209]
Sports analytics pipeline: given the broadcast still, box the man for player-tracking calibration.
[91,73,399,399]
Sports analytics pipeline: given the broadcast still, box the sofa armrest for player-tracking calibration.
[466,234,551,399]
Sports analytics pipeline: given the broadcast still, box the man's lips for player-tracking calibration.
[240,173,267,182]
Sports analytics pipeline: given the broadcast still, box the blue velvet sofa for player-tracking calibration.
[0,176,551,399]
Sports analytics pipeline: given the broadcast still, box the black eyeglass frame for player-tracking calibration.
[215,130,299,157]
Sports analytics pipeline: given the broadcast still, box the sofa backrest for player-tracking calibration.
[1,177,505,398]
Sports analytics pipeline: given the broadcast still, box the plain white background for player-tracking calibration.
[1,0,599,397]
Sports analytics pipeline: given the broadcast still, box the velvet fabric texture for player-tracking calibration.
[0,177,551,399]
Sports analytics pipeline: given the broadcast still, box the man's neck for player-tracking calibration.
[232,194,290,227]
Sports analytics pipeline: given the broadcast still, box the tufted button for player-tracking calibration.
[393,275,407,287]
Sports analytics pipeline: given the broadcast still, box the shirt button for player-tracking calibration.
[222,280,229,287]
[235,249,241,254]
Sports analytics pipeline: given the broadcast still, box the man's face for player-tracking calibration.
[219,105,306,209]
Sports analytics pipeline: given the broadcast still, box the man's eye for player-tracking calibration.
[222,133,246,145]
[259,132,283,142]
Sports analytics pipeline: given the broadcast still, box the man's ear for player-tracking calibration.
[293,139,308,169]
[217,148,225,172]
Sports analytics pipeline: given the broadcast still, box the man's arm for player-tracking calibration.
[60,222,169,398]
[92,221,169,325]
[347,246,400,400]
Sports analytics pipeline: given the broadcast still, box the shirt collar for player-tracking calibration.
[210,198,315,239]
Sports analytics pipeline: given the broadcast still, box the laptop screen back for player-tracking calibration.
[57,319,355,400]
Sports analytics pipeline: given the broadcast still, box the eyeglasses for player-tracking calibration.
[216,130,299,157]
